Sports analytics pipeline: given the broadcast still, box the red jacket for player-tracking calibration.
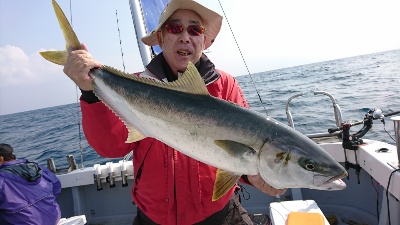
[81,69,249,224]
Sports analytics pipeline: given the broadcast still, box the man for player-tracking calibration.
[63,0,286,224]
[0,143,62,225]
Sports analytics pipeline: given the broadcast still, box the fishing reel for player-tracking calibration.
[343,108,384,150]
[329,108,384,183]
[328,108,385,150]
[328,108,400,183]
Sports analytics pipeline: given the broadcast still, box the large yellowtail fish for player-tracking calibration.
[41,0,348,201]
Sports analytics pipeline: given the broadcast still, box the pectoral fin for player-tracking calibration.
[214,140,256,157]
[212,169,241,201]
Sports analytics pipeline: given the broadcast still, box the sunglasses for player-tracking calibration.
[164,22,205,36]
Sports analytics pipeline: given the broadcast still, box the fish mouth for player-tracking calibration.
[314,171,348,190]
[323,172,348,184]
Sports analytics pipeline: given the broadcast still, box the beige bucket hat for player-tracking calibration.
[141,0,223,49]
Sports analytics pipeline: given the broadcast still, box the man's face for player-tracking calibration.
[158,9,206,75]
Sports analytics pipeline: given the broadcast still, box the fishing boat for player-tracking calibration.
[53,1,400,224]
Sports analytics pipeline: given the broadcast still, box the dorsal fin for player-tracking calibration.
[102,62,210,95]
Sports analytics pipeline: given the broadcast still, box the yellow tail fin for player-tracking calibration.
[39,0,82,65]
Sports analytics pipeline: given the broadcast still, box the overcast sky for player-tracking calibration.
[0,0,399,115]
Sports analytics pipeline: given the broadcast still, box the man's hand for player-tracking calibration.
[247,174,287,196]
[63,43,102,91]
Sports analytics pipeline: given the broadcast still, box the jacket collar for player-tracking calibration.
[146,53,220,85]
[0,159,42,182]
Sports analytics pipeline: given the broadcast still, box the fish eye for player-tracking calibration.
[304,159,317,171]
[298,157,318,171]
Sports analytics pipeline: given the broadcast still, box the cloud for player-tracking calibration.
[0,45,78,115]
[0,45,59,86]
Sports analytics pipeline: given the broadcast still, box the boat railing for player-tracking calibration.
[286,91,343,139]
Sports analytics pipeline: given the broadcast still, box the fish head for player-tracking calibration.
[257,126,348,191]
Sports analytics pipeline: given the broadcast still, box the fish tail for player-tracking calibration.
[39,0,82,65]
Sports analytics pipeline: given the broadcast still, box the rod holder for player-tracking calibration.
[67,155,78,173]
[106,162,115,188]
[94,164,103,191]
[47,158,57,173]
[120,160,128,187]
[389,116,400,169]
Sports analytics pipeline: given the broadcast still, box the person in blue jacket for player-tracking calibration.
[0,143,62,225]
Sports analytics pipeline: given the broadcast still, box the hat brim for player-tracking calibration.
[141,0,222,50]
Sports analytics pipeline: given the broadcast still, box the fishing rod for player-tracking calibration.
[69,0,85,170]
[115,10,126,72]
[217,0,269,116]
[328,109,400,135]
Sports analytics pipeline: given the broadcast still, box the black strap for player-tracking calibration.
[133,142,153,195]
[236,184,250,201]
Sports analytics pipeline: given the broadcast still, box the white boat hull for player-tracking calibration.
[56,139,400,225]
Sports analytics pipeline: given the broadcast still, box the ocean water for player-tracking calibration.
[1,49,399,170]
